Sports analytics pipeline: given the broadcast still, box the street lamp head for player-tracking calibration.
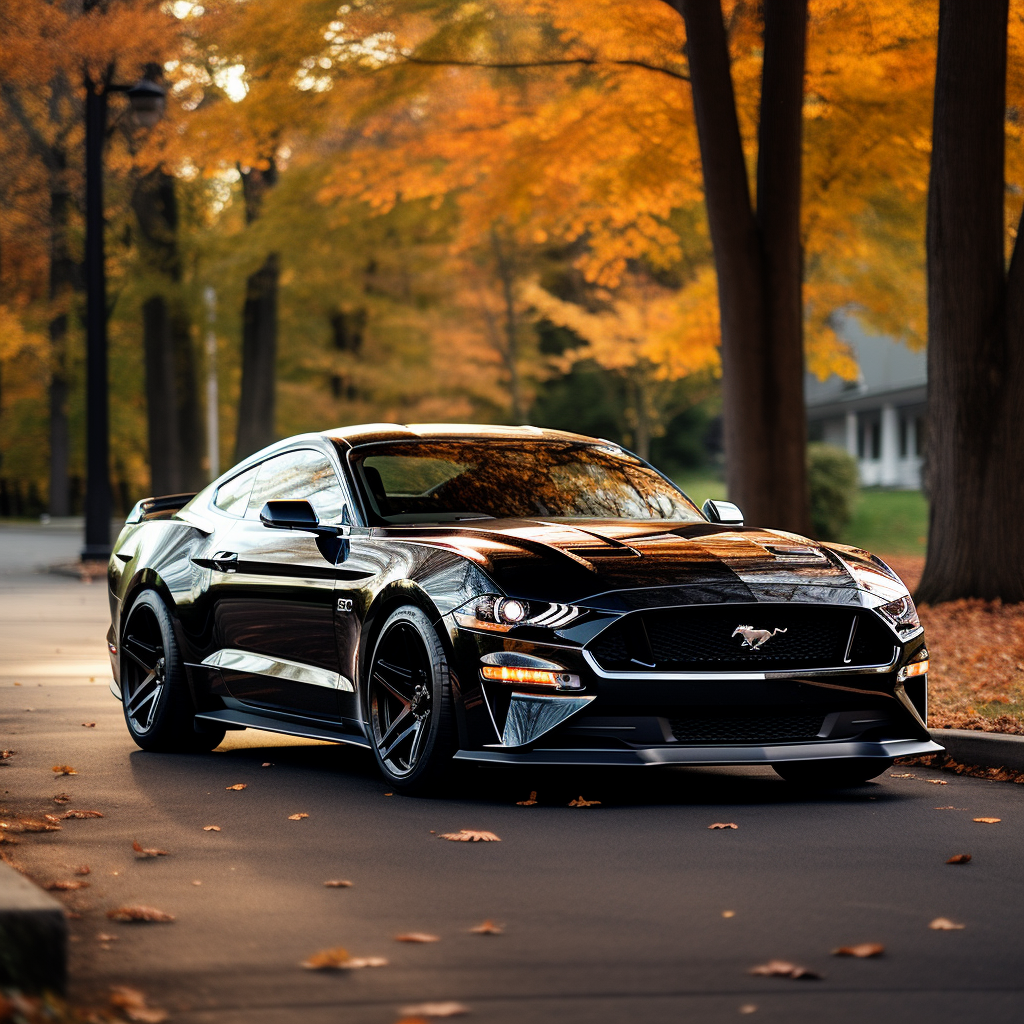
[127,77,166,128]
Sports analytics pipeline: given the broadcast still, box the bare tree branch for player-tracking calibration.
[401,55,689,83]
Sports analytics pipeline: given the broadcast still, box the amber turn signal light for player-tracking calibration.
[898,659,928,681]
[481,665,561,686]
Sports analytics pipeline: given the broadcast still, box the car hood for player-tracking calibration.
[377,518,906,607]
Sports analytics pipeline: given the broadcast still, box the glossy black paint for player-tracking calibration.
[107,423,941,769]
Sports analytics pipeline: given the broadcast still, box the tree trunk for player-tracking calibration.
[670,0,810,534]
[131,169,205,494]
[917,0,1024,602]
[142,296,181,495]
[234,253,279,460]
[234,163,279,461]
[47,162,73,517]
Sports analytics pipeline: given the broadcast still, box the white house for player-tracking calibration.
[806,318,926,490]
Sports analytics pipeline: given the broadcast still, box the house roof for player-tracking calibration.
[806,316,926,410]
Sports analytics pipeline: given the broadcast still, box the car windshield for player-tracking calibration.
[346,440,702,524]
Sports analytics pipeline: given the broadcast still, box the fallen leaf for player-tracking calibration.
[568,795,601,807]
[946,853,972,864]
[133,841,169,858]
[106,906,175,923]
[60,809,104,819]
[385,792,393,796]
[439,830,501,842]
[82,722,96,728]
[202,825,221,832]
[749,960,821,979]
[832,943,884,958]
[14,819,61,832]
[398,1002,468,1018]
[739,1007,758,1015]
[225,784,246,791]
[53,793,71,804]
[722,910,736,918]
[109,985,168,1024]
[300,947,388,970]
[469,920,503,934]
[96,933,117,942]
[516,791,538,806]
[288,813,309,820]
[0,833,19,845]
[709,823,738,830]
[933,806,956,810]
[75,865,91,876]
[52,765,77,775]
[973,817,1001,824]
[261,762,273,767]
[44,814,62,824]
[192,880,202,886]
[45,880,90,891]
[927,779,948,785]
[929,917,965,930]
[889,773,915,779]
[395,933,440,943]
[324,880,353,888]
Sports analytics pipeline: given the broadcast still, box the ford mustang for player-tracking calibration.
[106,423,941,791]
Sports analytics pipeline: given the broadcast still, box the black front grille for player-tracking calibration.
[668,711,826,744]
[588,605,895,672]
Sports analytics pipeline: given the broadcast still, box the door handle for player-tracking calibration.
[211,551,238,572]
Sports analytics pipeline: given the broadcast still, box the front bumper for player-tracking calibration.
[454,737,943,767]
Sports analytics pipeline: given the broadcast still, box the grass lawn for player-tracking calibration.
[675,474,928,557]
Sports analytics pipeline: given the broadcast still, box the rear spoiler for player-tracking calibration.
[125,492,198,524]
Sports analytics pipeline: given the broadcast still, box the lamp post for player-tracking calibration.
[81,69,165,561]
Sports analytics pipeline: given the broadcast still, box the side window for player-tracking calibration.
[247,449,348,522]
[213,465,259,517]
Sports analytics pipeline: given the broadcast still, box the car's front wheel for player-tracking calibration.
[772,758,893,788]
[367,605,456,793]
[120,589,225,753]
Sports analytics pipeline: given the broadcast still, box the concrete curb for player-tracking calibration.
[0,861,67,992]
[930,728,1024,772]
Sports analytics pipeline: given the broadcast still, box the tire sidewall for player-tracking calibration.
[366,604,454,790]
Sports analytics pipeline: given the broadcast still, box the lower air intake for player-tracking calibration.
[669,712,826,744]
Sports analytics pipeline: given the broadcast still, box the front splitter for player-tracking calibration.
[453,738,943,767]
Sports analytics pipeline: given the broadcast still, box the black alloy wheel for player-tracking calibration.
[120,590,225,752]
[367,605,455,792]
[772,757,894,788]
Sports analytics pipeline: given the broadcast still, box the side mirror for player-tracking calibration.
[260,499,319,531]
[702,499,744,526]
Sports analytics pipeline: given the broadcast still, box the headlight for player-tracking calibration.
[877,594,922,634]
[453,595,584,632]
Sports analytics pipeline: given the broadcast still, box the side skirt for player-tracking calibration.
[194,709,371,749]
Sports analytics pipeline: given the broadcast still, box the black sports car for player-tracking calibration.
[106,423,941,791]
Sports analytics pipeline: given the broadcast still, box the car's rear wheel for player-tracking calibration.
[367,605,455,793]
[120,590,225,753]
[772,757,893,788]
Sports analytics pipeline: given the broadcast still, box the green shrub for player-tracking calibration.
[807,443,859,541]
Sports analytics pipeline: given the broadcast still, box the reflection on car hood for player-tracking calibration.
[377,518,892,605]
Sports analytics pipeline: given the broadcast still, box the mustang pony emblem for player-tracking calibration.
[732,625,788,650]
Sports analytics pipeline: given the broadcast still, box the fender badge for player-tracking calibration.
[336,598,354,613]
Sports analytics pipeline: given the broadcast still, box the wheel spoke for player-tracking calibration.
[381,719,418,761]
[125,670,159,714]
[408,719,428,766]
[377,705,413,752]
[373,670,413,705]
[123,634,159,674]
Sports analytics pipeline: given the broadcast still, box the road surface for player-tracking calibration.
[1,523,1022,1023]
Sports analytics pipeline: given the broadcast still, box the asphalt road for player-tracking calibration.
[2,524,1022,1024]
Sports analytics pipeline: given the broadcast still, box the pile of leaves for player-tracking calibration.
[885,556,1024,735]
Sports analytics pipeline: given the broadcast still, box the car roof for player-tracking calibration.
[320,423,613,448]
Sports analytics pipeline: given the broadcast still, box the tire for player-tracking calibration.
[366,605,456,794]
[120,589,226,753]
[772,758,893,788]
